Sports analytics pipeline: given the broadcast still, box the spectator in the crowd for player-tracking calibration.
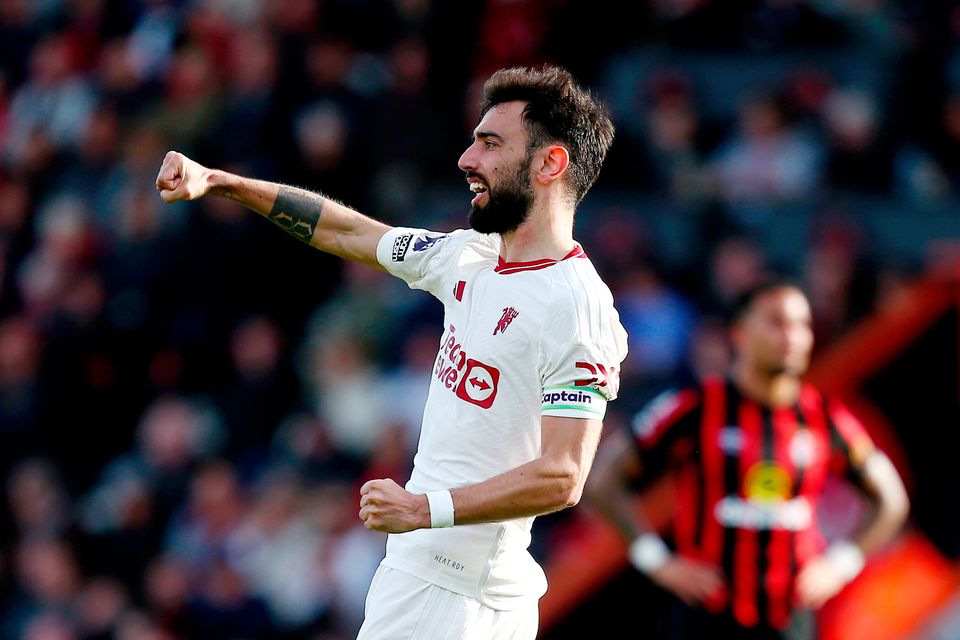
[215,28,282,167]
[79,469,160,599]
[928,92,960,194]
[821,87,893,194]
[308,479,386,636]
[640,71,717,201]
[617,262,696,388]
[4,538,81,639]
[0,176,32,315]
[227,469,333,634]
[4,35,98,168]
[74,577,130,640]
[16,195,98,326]
[802,220,878,351]
[50,104,123,213]
[302,330,389,462]
[84,395,225,537]
[0,316,45,465]
[113,609,175,640]
[685,315,731,381]
[184,558,271,639]
[366,36,445,221]
[142,555,192,637]
[5,458,70,541]
[163,460,245,573]
[711,91,823,219]
[379,326,439,455]
[216,315,299,466]
[702,235,768,317]
[268,411,364,483]
[20,611,77,640]
[146,44,222,155]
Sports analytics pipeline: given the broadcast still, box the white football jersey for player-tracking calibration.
[375,227,628,609]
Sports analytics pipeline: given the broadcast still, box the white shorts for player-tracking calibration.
[356,565,539,640]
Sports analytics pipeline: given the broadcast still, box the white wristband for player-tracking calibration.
[628,533,672,574]
[825,540,865,583]
[425,490,455,528]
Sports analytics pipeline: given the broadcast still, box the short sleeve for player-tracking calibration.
[620,388,700,482]
[376,227,459,298]
[826,399,877,480]
[539,300,628,421]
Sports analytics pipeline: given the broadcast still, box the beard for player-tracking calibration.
[467,155,534,235]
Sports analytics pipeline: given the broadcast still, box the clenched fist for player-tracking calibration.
[359,478,430,533]
[155,151,212,203]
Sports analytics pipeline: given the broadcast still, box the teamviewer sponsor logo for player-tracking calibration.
[434,324,500,409]
[455,359,500,408]
[392,233,413,262]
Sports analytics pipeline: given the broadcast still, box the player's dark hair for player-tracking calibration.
[728,277,807,326]
[481,65,615,204]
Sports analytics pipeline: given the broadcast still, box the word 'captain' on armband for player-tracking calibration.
[541,386,607,419]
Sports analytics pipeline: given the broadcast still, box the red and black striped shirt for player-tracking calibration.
[631,376,876,630]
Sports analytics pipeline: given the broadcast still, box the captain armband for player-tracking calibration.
[541,386,607,419]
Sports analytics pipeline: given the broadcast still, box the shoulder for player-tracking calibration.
[557,252,612,292]
[797,383,853,425]
[798,382,825,407]
[431,228,500,261]
[546,257,625,348]
[631,385,702,444]
[547,257,616,316]
[405,227,471,253]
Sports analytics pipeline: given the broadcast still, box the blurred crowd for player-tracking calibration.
[0,0,957,638]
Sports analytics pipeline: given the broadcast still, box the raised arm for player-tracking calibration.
[358,416,603,530]
[155,151,391,268]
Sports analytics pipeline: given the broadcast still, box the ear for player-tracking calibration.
[533,145,569,186]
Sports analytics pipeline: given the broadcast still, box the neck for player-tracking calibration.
[732,360,801,408]
[499,195,575,263]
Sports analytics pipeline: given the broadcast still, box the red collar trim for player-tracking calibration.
[494,245,586,274]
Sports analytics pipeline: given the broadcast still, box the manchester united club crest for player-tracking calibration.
[493,307,519,335]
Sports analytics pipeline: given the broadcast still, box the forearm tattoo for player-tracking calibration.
[268,186,324,243]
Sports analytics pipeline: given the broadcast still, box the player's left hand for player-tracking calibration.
[794,555,849,609]
[359,478,430,533]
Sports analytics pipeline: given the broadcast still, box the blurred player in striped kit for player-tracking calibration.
[587,279,909,639]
